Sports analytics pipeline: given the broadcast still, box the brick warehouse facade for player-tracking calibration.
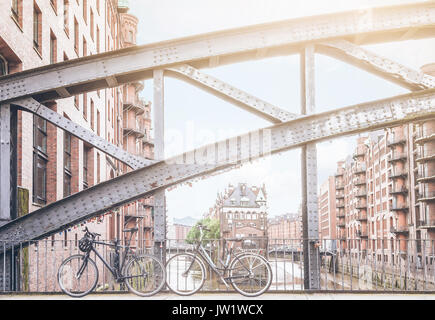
[268,212,302,240]
[0,0,154,291]
[327,64,435,277]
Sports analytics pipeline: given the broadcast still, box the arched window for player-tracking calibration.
[0,55,8,76]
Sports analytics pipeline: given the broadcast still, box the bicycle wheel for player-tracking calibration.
[124,254,166,297]
[57,254,99,298]
[229,253,272,297]
[165,252,206,295]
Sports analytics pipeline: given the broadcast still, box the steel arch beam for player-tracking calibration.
[0,88,434,244]
[165,64,297,123]
[317,40,435,91]
[0,2,434,103]
[11,98,154,170]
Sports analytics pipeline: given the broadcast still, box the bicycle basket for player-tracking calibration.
[78,236,93,253]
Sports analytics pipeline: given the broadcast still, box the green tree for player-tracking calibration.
[186,218,220,244]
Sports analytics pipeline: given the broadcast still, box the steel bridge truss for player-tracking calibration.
[0,2,435,290]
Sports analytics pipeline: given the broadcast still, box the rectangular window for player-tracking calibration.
[96,26,100,53]
[90,9,94,40]
[90,99,94,130]
[33,5,42,53]
[12,0,19,19]
[83,36,87,56]
[63,132,72,197]
[50,0,57,12]
[11,0,22,26]
[74,95,79,109]
[74,17,79,54]
[83,93,87,120]
[83,146,89,189]
[33,115,48,205]
[97,152,100,183]
[97,110,100,136]
[50,31,57,64]
[83,0,87,24]
[63,0,69,34]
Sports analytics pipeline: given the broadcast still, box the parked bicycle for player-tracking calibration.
[57,227,165,298]
[165,223,272,297]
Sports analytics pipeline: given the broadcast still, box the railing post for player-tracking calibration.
[300,45,320,290]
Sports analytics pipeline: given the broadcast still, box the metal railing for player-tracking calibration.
[1,238,435,293]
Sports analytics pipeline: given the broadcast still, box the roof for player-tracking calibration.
[223,183,266,208]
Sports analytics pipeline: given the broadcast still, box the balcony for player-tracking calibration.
[142,135,154,146]
[388,152,407,163]
[390,225,409,234]
[336,182,345,190]
[388,169,407,180]
[387,136,406,147]
[123,117,145,138]
[416,152,435,163]
[357,212,367,221]
[416,191,435,202]
[356,201,367,210]
[124,207,147,219]
[389,186,408,195]
[336,192,345,199]
[336,211,345,218]
[336,201,345,208]
[390,203,409,212]
[415,132,435,145]
[337,221,346,228]
[123,100,145,116]
[353,164,366,175]
[355,189,367,198]
[354,177,366,186]
[416,173,435,183]
[417,220,435,230]
[335,172,344,177]
[356,230,368,238]
[353,149,365,159]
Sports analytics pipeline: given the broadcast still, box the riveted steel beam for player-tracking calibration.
[0,88,434,244]
[0,2,434,103]
[0,105,12,224]
[153,69,166,261]
[166,64,297,123]
[300,45,320,290]
[317,39,435,91]
[12,98,154,170]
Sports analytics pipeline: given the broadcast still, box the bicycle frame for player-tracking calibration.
[188,239,255,288]
[77,234,135,283]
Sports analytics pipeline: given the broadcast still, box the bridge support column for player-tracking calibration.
[300,45,321,290]
[153,70,167,263]
[0,104,18,291]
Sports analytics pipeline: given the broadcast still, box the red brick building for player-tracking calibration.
[318,176,337,240]
[331,64,435,269]
[268,213,302,240]
[0,0,154,290]
[206,183,268,244]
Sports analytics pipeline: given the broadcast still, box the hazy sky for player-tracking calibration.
[126,0,435,220]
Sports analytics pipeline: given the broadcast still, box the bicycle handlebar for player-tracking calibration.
[83,227,101,239]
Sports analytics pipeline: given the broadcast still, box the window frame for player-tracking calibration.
[63,131,72,197]
[33,115,48,205]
